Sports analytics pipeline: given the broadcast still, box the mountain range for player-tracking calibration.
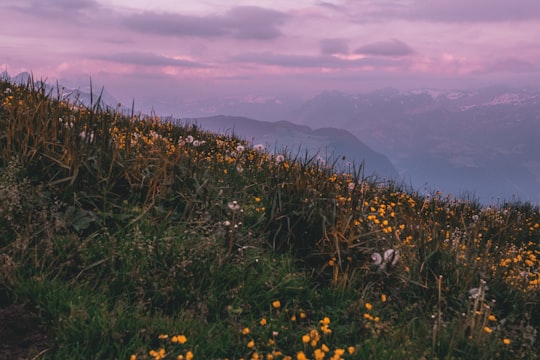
[3,71,539,204]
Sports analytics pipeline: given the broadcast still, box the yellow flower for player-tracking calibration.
[320,317,331,325]
[314,348,325,360]
[158,334,169,339]
[365,303,373,311]
[483,327,493,334]
[302,334,310,344]
[296,351,307,360]
[381,294,387,302]
[503,338,511,345]
[272,300,281,309]
[348,346,355,354]
[247,340,255,348]
[260,318,267,326]
[185,351,194,360]
[242,327,251,335]
[488,315,496,321]
[130,355,137,360]
[173,335,187,344]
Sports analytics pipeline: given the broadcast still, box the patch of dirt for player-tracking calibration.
[0,304,52,360]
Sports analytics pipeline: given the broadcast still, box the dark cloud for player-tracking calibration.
[122,6,289,40]
[350,0,540,23]
[354,39,414,56]
[99,52,210,68]
[319,39,349,55]
[4,0,101,16]
[484,58,538,73]
[316,2,343,11]
[230,52,403,68]
[408,0,540,22]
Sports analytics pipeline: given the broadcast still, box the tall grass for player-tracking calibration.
[1,78,538,359]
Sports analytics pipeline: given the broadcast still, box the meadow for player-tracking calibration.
[0,78,538,359]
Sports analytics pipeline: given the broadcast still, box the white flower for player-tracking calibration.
[186,135,194,143]
[236,144,245,152]
[371,252,382,265]
[193,140,200,147]
[253,144,265,151]
[371,249,399,271]
[80,131,95,143]
[223,220,231,226]
[348,182,355,191]
[275,154,285,163]
[228,201,240,211]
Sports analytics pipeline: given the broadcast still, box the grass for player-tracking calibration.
[0,77,538,359]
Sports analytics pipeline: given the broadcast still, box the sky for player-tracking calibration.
[2,0,540,111]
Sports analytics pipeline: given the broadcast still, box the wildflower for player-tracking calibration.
[314,348,325,360]
[260,318,267,326]
[158,334,169,339]
[247,339,255,348]
[483,326,493,334]
[253,143,265,151]
[503,338,511,345]
[275,154,285,163]
[185,351,194,360]
[302,334,310,344]
[186,135,194,143]
[488,315,496,321]
[237,144,245,152]
[348,182,355,190]
[228,201,241,211]
[365,303,373,311]
[348,346,355,354]
[272,300,281,309]
[172,335,187,344]
[192,140,200,147]
[297,351,307,360]
[242,327,251,335]
[130,355,137,360]
[381,293,387,302]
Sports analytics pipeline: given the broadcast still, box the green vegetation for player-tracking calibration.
[1,78,538,359]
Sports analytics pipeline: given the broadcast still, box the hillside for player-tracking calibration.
[1,79,539,359]
[185,115,398,179]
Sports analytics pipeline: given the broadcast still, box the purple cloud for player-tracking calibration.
[319,39,349,55]
[350,0,540,23]
[354,39,414,56]
[98,52,210,68]
[122,6,289,40]
[230,52,404,69]
[5,0,101,16]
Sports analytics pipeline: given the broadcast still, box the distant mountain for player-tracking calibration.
[285,87,540,204]
[184,115,398,179]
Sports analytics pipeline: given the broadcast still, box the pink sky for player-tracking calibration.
[2,0,540,109]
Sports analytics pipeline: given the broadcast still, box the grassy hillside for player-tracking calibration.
[0,79,539,359]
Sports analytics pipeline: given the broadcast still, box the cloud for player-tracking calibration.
[99,52,210,68]
[230,52,404,69]
[4,0,101,16]
[122,6,289,40]
[354,39,414,56]
[408,0,540,22]
[348,0,540,23]
[319,39,349,55]
[484,58,538,73]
